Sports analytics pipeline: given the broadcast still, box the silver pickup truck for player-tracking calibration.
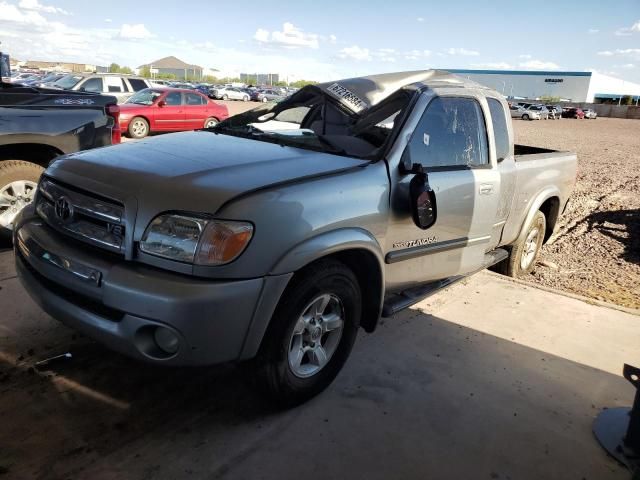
[13,70,577,405]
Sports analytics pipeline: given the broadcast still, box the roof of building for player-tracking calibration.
[138,56,202,70]
[447,69,592,77]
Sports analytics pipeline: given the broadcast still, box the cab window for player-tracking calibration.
[80,77,103,93]
[164,92,182,106]
[487,98,510,162]
[408,96,489,168]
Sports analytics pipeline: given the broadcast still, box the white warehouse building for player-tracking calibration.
[447,69,640,104]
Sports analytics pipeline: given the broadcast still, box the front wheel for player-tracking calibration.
[0,160,43,238]
[242,95,249,102]
[522,114,530,121]
[222,94,228,101]
[255,259,361,406]
[262,97,268,103]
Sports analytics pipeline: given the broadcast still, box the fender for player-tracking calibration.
[269,227,385,276]
[238,228,386,359]
[515,186,561,244]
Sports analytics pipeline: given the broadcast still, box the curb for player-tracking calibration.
[482,270,640,317]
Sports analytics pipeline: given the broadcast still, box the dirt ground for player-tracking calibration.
[512,117,640,310]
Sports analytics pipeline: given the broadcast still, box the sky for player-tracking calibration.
[1,0,639,82]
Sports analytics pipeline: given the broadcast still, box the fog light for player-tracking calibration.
[154,327,179,354]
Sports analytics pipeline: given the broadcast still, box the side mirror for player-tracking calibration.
[409,166,437,230]
[157,100,166,107]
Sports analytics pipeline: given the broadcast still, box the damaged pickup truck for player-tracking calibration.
[14,70,577,405]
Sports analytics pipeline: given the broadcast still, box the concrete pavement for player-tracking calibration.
[0,247,637,479]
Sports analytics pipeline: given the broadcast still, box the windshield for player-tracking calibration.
[126,89,163,105]
[212,85,413,160]
[53,74,83,90]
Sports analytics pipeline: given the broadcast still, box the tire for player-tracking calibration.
[0,160,44,238]
[262,97,268,103]
[255,259,361,407]
[243,95,249,102]
[522,114,530,121]
[494,211,546,278]
[128,117,149,139]
[222,94,228,101]
[204,117,219,128]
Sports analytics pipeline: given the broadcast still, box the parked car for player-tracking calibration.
[251,89,286,103]
[14,70,577,405]
[511,104,540,120]
[51,73,151,103]
[562,107,585,119]
[0,81,120,237]
[212,86,251,101]
[150,79,172,87]
[582,108,597,119]
[545,105,563,120]
[119,88,229,138]
[526,104,549,120]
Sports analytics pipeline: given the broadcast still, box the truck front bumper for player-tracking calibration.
[14,215,291,366]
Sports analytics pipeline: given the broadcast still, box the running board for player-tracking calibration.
[381,248,508,317]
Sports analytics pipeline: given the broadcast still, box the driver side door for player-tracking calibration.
[384,93,501,292]
[153,91,185,131]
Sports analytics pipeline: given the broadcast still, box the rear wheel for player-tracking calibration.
[255,259,361,406]
[262,97,269,103]
[222,94,229,101]
[0,161,43,238]
[242,95,249,102]
[204,117,219,128]
[128,117,149,139]
[522,114,530,121]
[494,211,546,278]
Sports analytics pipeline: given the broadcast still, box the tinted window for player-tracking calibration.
[487,98,510,162]
[185,93,204,105]
[128,78,148,91]
[165,92,182,105]
[408,97,489,168]
[80,77,103,93]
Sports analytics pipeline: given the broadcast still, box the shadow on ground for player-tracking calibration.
[0,288,632,480]
[587,208,640,266]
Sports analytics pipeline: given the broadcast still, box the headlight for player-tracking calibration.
[139,214,253,266]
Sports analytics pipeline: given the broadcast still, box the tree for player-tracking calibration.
[120,66,133,75]
[290,79,318,88]
[139,66,151,78]
[540,95,561,103]
[109,63,120,73]
[621,95,633,105]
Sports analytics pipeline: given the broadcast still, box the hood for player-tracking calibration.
[46,130,366,219]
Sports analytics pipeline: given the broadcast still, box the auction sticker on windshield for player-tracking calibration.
[326,83,367,113]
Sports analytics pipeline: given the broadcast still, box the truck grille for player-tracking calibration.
[36,177,126,254]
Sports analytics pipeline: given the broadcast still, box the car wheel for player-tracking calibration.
[0,160,43,239]
[522,114,530,121]
[243,95,249,102]
[255,259,361,407]
[222,94,228,101]
[204,117,219,128]
[128,117,149,139]
[494,211,546,278]
[262,97,268,103]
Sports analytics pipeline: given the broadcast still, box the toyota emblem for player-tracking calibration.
[54,197,74,223]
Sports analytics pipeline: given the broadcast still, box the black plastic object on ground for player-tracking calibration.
[593,364,640,479]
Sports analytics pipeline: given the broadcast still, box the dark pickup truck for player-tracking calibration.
[0,82,121,237]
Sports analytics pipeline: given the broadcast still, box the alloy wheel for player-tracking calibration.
[0,180,37,229]
[288,293,345,378]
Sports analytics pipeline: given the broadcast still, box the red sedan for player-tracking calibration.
[119,88,229,139]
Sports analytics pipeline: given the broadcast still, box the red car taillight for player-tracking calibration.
[107,103,121,144]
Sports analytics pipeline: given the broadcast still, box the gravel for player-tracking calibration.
[513,117,640,310]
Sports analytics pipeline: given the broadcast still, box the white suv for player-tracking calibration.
[52,73,152,103]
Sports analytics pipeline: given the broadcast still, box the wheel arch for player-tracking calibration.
[0,143,64,169]
[515,188,561,245]
[240,229,386,360]
[270,228,385,333]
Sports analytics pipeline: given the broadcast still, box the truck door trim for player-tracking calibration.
[385,235,491,264]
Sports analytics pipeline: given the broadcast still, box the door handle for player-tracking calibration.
[479,184,495,195]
